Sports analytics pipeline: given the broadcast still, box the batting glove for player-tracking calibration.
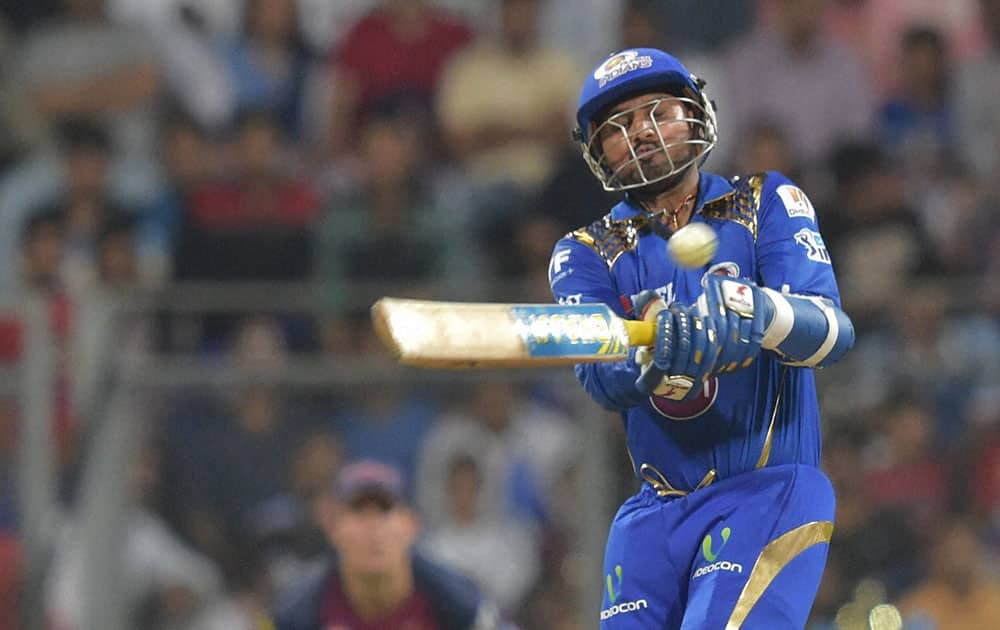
[696,274,774,374]
[633,290,720,401]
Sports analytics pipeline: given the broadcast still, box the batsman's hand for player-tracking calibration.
[696,274,774,374]
[632,290,719,401]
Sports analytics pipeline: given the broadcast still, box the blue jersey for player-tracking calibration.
[548,170,840,493]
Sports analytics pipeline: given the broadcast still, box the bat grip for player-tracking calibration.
[623,320,656,347]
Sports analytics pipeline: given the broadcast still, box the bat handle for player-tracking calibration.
[623,320,656,347]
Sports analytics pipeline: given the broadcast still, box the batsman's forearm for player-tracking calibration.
[575,357,648,411]
[759,289,855,367]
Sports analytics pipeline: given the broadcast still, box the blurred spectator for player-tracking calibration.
[174,108,320,282]
[913,169,995,276]
[273,459,498,630]
[160,316,306,561]
[416,382,576,530]
[863,400,951,532]
[108,0,237,132]
[221,0,309,139]
[19,209,67,294]
[532,143,622,236]
[819,142,939,319]
[421,453,540,615]
[250,430,344,595]
[437,0,577,194]
[731,118,801,180]
[956,0,1000,196]
[822,428,922,596]
[95,213,139,288]
[46,442,224,630]
[138,111,215,286]
[317,103,472,309]
[818,0,986,100]
[722,0,874,172]
[327,0,473,158]
[896,517,1000,629]
[16,0,162,161]
[15,118,141,294]
[486,213,566,301]
[878,26,956,196]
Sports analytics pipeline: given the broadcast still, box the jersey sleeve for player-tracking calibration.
[549,237,646,411]
[755,171,843,307]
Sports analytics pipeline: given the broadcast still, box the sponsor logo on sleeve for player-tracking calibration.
[794,228,831,264]
[777,185,816,221]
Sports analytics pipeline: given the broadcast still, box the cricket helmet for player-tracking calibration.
[574,48,717,191]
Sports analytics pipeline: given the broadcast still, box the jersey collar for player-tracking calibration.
[614,171,734,220]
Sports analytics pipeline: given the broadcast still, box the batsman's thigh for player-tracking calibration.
[681,465,835,630]
[600,490,686,629]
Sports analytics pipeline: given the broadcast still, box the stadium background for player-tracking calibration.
[0,0,998,628]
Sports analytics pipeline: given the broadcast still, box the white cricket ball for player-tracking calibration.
[667,222,718,269]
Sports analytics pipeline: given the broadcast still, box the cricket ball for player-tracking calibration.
[667,222,718,269]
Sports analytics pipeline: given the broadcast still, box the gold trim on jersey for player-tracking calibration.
[639,463,717,497]
[700,173,765,240]
[724,521,834,630]
[567,213,647,269]
[755,366,789,469]
[567,173,766,266]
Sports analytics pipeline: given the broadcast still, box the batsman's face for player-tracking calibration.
[591,92,698,188]
[325,497,419,576]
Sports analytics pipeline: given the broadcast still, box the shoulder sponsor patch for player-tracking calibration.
[777,185,815,221]
[794,228,831,264]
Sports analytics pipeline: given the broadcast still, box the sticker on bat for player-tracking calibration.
[511,305,629,358]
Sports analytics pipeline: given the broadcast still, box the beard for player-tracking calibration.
[611,142,697,189]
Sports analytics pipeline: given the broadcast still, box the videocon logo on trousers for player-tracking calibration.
[702,526,731,562]
[695,526,744,579]
[606,564,623,603]
[600,564,649,621]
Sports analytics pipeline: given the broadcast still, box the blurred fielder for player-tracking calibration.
[549,48,855,628]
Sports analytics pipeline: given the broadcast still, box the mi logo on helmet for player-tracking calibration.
[593,50,653,87]
[695,526,743,579]
[601,564,649,620]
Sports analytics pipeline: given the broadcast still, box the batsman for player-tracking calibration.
[549,48,855,629]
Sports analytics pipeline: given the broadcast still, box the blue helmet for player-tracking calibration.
[574,48,717,191]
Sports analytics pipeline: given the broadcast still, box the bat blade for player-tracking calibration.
[371,298,653,368]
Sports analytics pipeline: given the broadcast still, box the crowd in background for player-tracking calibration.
[0,0,998,628]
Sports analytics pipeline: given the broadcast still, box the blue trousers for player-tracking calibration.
[599,464,834,629]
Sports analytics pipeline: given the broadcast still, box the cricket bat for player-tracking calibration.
[371,297,655,368]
